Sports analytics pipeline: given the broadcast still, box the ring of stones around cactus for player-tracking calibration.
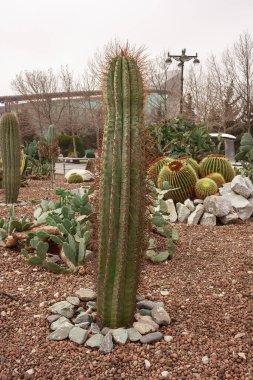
[46,288,171,352]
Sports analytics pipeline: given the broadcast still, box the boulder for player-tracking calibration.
[193,199,204,205]
[176,203,191,223]
[219,182,232,196]
[231,175,252,198]
[203,195,232,217]
[199,212,216,226]
[187,204,204,225]
[225,192,253,220]
[244,177,253,193]
[184,199,195,212]
[219,212,239,225]
[165,199,177,222]
[65,169,94,182]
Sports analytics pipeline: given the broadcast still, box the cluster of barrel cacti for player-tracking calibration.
[97,48,147,328]
[147,154,235,202]
[0,113,21,203]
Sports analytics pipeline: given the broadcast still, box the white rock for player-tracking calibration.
[161,371,170,378]
[165,199,177,222]
[219,212,239,225]
[225,192,253,220]
[184,199,195,211]
[199,212,216,226]
[231,175,252,198]
[219,182,232,196]
[202,355,209,364]
[193,199,203,205]
[204,195,232,217]
[65,169,94,181]
[26,369,34,376]
[176,203,191,223]
[187,204,204,225]
[164,335,173,343]
[144,359,151,369]
[238,352,246,360]
[48,301,75,318]
[244,177,253,193]
[50,316,73,331]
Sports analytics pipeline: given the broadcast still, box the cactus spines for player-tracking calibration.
[0,113,21,203]
[206,172,225,188]
[178,156,200,177]
[67,173,84,184]
[97,49,146,328]
[157,160,198,203]
[147,156,173,186]
[195,178,218,199]
[199,154,235,182]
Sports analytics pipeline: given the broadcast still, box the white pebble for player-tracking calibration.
[164,335,173,343]
[161,371,170,378]
[1,311,7,317]
[160,290,169,296]
[144,359,151,369]
[202,355,209,364]
[26,369,34,376]
[39,301,46,308]
[238,352,246,360]
[54,292,59,298]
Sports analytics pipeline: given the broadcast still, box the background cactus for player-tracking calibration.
[195,178,218,199]
[97,48,146,328]
[178,156,200,177]
[199,154,235,182]
[67,173,84,184]
[206,172,225,188]
[0,113,21,203]
[147,156,173,186]
[157,160,198,203]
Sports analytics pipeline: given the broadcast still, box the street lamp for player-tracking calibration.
[165,48,200,114]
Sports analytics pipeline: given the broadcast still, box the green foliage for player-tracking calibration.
[0,206,33,241]
[206,172,225,188]
[158,160,198,203]
[235,133,253,163]
[85,149,95,158]
[199,155,235,182]
[148,117,217,161]
[195,178,218,199]
[97,50,147,328]
[0,113,21,203]
[67,173,84,184]
[58,134,85,157]
[24,140,39,160]
[235,163,253,182]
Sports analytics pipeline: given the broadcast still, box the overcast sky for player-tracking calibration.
[1,0,253,94]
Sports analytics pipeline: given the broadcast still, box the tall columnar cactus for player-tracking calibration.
[97,49,146,328]
[158,160,198,203]
[0,113,21,203]
[199,154,235,182]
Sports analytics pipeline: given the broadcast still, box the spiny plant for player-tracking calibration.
[0,113,21,203]
[0,159,3,189]
[206,172,225,188]
[147,156,173,186]
[195,178,218,199]
[178,156,200,177]
[97,46,147,328]
[157,160,198,203]
[67,173,84,184]
[199,154,235,182]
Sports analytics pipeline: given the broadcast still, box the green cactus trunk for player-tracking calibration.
[0,113,21,203]
[97,52,146,328]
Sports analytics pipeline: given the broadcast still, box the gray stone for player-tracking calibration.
[154,301,165,308]
[48,301,75,319]
[193,199,203,205]
[165,199,177,222]
[225,192,253,220]
[220,212,239,225]
[75,288,96,301]
[203,195,232,217]
[231,175,252,198]
[112,328,128,345]
[66,296,80,306]
[148,238,157,250]
[127,327,142,342]
[101,327,112,335]
[199,212,216,226]
[76,307,85,314]
[140,332,163,344]
[74,312,93,324]
[136,294,145,302]
[90,323,100,334]
[176,203,191,223]
[134,314,159,329]
[85,333,104,348]
[184,199,195,211]
[136,300,155,310]
[187,204,204,225]
[47,314,60,323]
[99,332,114,353]
[244,177,253,193]
[151,306,171,326]
[139,308,152,316]
[219,182,232,196]
[86,301,97,310]
[133,322,157,334]
[75,322,90,329]
[46,326,73,341]
[69,326,88,344]
[50,316,73,331]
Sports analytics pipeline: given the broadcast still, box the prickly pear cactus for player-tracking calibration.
[97,48,147,328]
[0,113,21,203]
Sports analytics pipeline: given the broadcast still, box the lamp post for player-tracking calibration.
[165,49,200,114]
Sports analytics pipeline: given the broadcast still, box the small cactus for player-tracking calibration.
[157,160,198,203]
[0,113,21,203]
[199,154,235,182]
[206,172,225,188]
[195,178,218,199]
[67,173,84,184]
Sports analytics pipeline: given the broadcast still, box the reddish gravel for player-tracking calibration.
[0,178,253,380]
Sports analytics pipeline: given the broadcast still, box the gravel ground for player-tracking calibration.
[0,178,253,380]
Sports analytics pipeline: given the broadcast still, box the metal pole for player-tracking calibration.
[180,62,184,114]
